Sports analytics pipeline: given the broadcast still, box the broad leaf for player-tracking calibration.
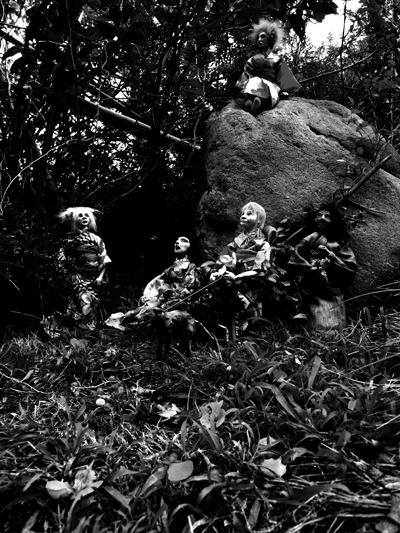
[167,460,194,482]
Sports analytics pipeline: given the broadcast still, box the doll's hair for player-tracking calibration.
[176,236,191,246]
[297,203,349,243]
[241,202,266,229]
[249,19,284,51]
[58,207,98,231]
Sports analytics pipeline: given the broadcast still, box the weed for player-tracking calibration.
[1,312,400,532]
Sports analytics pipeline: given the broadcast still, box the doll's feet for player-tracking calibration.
[250,97,262,114]
[245,99,252,111]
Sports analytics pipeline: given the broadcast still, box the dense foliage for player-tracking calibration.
[2,314,400,532]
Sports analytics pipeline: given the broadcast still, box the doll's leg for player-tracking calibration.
[250,97,262,113]
[244,94,265,114]
[244,96,253,111]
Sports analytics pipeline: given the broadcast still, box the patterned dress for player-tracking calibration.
[211,228,274,333]
[141,256,200,307]
[105,255,200,331]
[59,230,111,327]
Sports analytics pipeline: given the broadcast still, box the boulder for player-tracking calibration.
[196,97,400,297]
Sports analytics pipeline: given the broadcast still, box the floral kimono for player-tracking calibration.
[211,227,274,333]
[43,229,111,336]
[141,256,200,307]
[105,255,200,331]
[59,229,111,327]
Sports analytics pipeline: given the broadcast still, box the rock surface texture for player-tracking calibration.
[196,97,400,297]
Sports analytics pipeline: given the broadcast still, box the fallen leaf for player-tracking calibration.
[260,457,287,478]
[157,403,181,419]
[167,460,194,482]
[46,480,73,499]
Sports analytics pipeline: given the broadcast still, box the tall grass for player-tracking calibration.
[1,311,400,532]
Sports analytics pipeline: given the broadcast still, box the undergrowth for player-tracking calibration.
[1,310,400,533]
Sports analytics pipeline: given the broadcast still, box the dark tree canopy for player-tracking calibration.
[1,0,400,328]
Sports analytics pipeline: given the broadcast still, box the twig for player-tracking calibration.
[285,155,392,244]
[162,276,222,311]
[0,371,48,394]
[300,51,376,84]
[337,155,392,205]
[348,199,385,215]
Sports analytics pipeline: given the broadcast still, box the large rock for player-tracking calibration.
[196,97,400,297]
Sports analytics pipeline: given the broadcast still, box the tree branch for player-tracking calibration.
[300,51,376,84]
[69,97,201,153]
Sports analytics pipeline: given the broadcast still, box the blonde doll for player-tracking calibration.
[56,207,111,329]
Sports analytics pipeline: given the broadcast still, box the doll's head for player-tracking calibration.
[58,207,98,232]
[299,203,348,242]
[249,19,284,52]
[314,209,332,231]
[240,202,266,232]
[174,236,190,257]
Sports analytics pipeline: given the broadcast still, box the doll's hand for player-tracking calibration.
[319,257,331,270]
[245,64,255,75]
[210,266,226,282]
[318,245,335,260]
[224,271,236,281]
[94,276,104,286]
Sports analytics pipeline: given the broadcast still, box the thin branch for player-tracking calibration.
[300,51,376,84]
[70,97,201,153]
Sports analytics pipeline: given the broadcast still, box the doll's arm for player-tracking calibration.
[95,264,107,285]
[244,56,256,75]
[235,270,258,280]
[95,238,111,285]
[317,245,347,268]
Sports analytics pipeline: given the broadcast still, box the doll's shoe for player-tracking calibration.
[250,97,262,114]
[244,99,252,111]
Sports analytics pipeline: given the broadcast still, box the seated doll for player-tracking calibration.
[207,202,275,338]
[106,236,200,330]
[236,19,302,114]
[286,206,357,335]
[141,236,199,306]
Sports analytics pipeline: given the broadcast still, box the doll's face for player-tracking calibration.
[257,31,269,50]
[240,207,258,232]
[314,210,331,230]
[75,211,91,230]
[174,236,190,256]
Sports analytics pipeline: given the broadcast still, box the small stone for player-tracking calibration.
[96,398,106,406]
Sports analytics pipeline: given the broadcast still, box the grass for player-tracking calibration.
[1,310,400,532]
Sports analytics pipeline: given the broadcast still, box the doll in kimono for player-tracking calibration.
[208,202,275,338]
[106,236,200,329]
[140,236,199,306]
[286,206,357,334]
[43,207,111,337]
[236,19,302,114]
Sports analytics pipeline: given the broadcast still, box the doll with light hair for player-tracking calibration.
[53,206,111,331]
[236,19,302,114]
[209,202,276,337]
[211,202,274,282]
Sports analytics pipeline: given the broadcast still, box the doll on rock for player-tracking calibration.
[236,19,302,114]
